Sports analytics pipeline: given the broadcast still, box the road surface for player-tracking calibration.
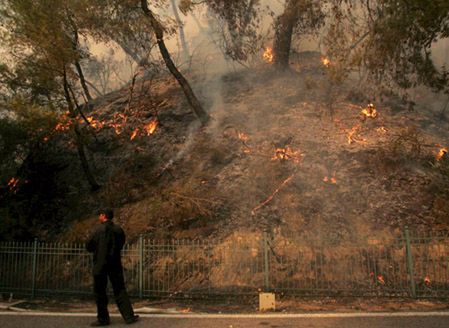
[1,312,449,327]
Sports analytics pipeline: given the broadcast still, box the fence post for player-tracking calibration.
[138,234,143,299]
[263,232,269,291]
[31,238,38,298]
[404,226,416,298]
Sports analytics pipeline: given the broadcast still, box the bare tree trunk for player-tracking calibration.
[63,68,101,191]
[170,0,190,61]
[273,0,299,70]
[66,12,93,102]
[113,37,144,65]
[74,60,93,102]
[141,0,209,125]
[84,79,104,97]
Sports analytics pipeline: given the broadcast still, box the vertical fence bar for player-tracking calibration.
[31,238,38,298]
[138,235,143,299]
[263,232,269,291]
[404,227,416,298]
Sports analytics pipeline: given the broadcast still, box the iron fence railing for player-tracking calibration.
[1,227,448,298]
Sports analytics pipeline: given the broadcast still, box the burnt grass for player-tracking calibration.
[9,57,449,243]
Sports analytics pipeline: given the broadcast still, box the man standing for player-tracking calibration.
[86,208,139,326]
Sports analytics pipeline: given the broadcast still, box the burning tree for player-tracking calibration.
[0,0,101,190]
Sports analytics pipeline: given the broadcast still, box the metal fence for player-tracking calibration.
[1,227,449,299]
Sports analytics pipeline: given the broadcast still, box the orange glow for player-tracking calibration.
[85,116,105,130]
[347,125,359,144]
[7,177,19,193]
[238,132,249,142]
[321,57,331,67]
[377,274,385,285]
[424,276,431,286]
[376,126,387,134]
[323,174,337,184]
[361,103,378,119]
[130,128,139,140]
[145,119,158,135]
[271,146,301,163]
[263,47,273,63]
[252,174,295,215]
[436,148,447,161]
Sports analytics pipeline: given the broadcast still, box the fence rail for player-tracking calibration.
[1,228,449,299]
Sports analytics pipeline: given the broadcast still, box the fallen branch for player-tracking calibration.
[251,174,295,215]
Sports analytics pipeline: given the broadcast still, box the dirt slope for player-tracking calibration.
[62,57,449,243]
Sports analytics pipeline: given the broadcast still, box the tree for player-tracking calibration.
[323,0,449,96]
[0,0,101,190]
[272,0,324,70]
[140,0,210,125]
[203,0,262,63]
[171,0,190,61]
[84,0,210,125]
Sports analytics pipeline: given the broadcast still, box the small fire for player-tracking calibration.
[263,47,273,63]
[7,177,19,193]
[361,103,378,119]
[376,126,387,134]
[323,174,337,184]
[252,174,295,215]
[377,274,385,285]
[130,128,139,140]
[145,119,158,135]
[424,276,431,286]
[85,116,104,130]
[321,57,331,67]
[109,123,123,135]
[347,125,359,144]
[436,148,447,161]
[347,124,367,145]
[272,146,301,163]
[238,132,249,142]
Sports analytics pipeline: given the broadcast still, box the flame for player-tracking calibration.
[436,148,447,161]
[361,103,378,119]
[377,274,385,285]
[109,113,128,135]
[263,47,273,63]
[238,132,249,142]
[145,119,158,135]
[347,125,360,144]
[85,116,104,130]
[321,57,331,67]
[130,128,139,140]
[323,173,337,184]
[7,177,20,193]
[424,276,431,286]
[252,174,295,215]
[376,126,387,134]
[271,146,301,163]
[109,123,122,135]
[347,124,367,145]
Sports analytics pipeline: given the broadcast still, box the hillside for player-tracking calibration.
[5,54,449,243]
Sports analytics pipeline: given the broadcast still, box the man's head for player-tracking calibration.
[97,208,114,223]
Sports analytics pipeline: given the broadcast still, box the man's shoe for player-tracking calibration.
[125,315,139,324]
[90,320,110,327]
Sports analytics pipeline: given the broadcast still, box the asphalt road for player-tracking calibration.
[1,313,449,328]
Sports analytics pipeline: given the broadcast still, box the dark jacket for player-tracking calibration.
[86,220,126,275]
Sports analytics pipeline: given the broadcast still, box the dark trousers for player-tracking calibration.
[93,270,135,322]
